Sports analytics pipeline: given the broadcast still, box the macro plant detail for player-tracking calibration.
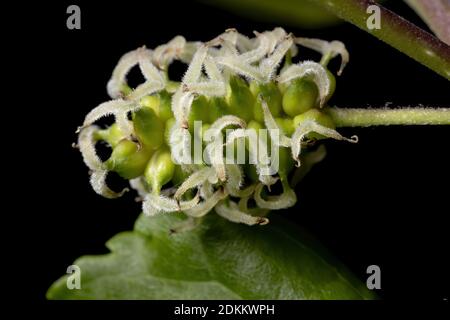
[40,0,450,301]
[76,28,450,230]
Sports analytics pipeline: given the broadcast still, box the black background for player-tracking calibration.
[15,0,449,303]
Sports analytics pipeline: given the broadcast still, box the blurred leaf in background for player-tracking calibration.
[404,0,450,45]
[201,0,341,28]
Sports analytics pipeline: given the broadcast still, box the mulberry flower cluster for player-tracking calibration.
[77,28,357,228]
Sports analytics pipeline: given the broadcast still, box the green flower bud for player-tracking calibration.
[158,91,174,122]
[140,91,173,123]
[140,95,159,111]
[201,123,211,142]
[106,140,152,179]
[188,95,210,131]
[282,78,319,117]
[227,76,255,122]
[164,117,176,145]
[165,80,180,93]
[293,109,335,140]
[252,82,283,122]
[277,81,289,96]
[133,107,164,150]
[208,97,229,123]
[275,117,294,136]
[144,147,175,194]
[171,165,189,186]
[248,119,263,131]
[94,123,124,148]
[248,81,259,96]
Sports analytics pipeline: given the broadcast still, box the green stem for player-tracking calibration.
[326,107,450,127]
[312,0,450,80]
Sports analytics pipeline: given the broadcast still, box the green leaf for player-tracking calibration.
[47,213,376,300]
